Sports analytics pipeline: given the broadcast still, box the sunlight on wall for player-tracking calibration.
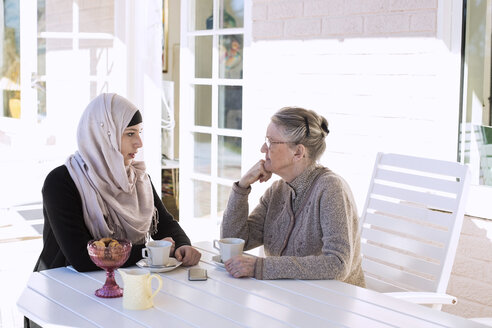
[244,37,461,213]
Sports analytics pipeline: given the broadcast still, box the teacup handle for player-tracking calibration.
[142,248,150,259]
[213,239,220,251]
[149,274,163,300]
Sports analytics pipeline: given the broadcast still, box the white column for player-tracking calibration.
[127,0,162,193]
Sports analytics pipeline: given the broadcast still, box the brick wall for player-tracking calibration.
[246,0,492,319]
[252,0,437,40]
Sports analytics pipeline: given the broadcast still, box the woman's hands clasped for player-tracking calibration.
[224,255,257,278]
[238,160,272,189]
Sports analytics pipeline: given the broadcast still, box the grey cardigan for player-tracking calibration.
[222,166,366,287]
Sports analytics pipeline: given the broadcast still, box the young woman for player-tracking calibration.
[34,93,200,272]
[221,107,365,287]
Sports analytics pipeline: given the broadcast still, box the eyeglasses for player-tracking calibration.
[264,137,294,149]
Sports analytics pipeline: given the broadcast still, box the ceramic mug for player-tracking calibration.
[213,238,245,262]
[118,268,162,310]
[141,240,172,266]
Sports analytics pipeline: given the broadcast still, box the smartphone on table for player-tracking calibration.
[188,268,207,281]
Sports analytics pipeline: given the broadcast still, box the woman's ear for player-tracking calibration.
[293,144,306,161]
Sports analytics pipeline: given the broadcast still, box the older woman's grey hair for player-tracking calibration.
[271,106,330,162]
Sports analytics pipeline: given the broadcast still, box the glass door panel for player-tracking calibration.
[217,184,232,216]
[218,135,241,180]
[194,180,211,217]
[220,0,244,28]
[219,34,243,79]
[1,0,21,119]
[218,85,242,129]
[44,0,72,32]
[191,0,213,31]
[194,85,212,126]
[194,132,211,174]
[194,36,212,78]
[460,0,492,186]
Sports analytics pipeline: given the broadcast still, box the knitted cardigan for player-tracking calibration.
[221,166,366,287]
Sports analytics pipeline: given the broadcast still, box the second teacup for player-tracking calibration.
[142,240,172,266]
[213,238,245,262]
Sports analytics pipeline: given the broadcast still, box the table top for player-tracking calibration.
[17,241,486,328]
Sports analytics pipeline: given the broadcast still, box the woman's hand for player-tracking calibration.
[162,237,175,255]
[238,160,272,189]
[175,245,201,266]
[224,255,257,278]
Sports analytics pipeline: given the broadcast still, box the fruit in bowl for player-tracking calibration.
[87,238,132,298]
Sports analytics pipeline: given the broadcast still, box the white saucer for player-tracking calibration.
[136,258,182,273]
[211,255,225,268]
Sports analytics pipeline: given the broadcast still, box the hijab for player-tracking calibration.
[65,93,156,244]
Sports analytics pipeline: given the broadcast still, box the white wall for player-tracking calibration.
[243,0,462,214]
[244,37,461,213]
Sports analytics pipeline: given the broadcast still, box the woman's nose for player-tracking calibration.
[135,135,143,148]
[261,142,268,153]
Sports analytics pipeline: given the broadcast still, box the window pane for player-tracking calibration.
[218,136,241,180]
[219,34,243,79]
[38,0,46,33]
[195,36,212,78]
[218,184,232,217]
[194,133,211,175]
[36,81,47,120]
[194,180,211,218]
[219,86,242,129]
[195,85,212,126]
[1,0,21,119]
[79,1,114,33]
[460,0,492,186]
[37,38,46,75]
[476,125,492,185]
[191,0,213,31]
[79,40,115,75]
[45,0,72,32]
[220,0,244,28]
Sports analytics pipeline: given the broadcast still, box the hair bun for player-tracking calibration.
[321,122,329,135]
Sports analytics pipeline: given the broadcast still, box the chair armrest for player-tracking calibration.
[385,292,457,305]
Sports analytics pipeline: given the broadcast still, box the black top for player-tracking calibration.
[34,165,190,272]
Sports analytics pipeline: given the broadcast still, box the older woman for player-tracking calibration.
[221,106,365,286]
[34,93,201,273]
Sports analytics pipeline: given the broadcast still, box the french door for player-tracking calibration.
[459,0,492,217]
[179,0,248,237]
[0,0,125,207]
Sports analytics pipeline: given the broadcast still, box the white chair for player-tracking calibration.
[360,152,471,310]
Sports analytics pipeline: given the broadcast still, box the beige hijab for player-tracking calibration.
[65,93,156,244]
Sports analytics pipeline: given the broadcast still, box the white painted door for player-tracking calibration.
[179,0,247,239]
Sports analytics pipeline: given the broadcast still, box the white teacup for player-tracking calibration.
[213,238,245,262]
[142,240,172,266]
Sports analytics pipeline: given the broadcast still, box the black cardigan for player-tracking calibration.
[34,165,190,272]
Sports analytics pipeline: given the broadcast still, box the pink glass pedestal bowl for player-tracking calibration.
[87,239,132,298]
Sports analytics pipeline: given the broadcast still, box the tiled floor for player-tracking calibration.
[0,205,43,328]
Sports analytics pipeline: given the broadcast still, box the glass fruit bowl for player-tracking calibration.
[87,238,132,298]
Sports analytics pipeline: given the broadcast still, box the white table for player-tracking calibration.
[17,241,487,328]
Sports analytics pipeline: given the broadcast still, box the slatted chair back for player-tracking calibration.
[360,152,470,298]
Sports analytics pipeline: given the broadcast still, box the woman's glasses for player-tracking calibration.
[264,137,294,149]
